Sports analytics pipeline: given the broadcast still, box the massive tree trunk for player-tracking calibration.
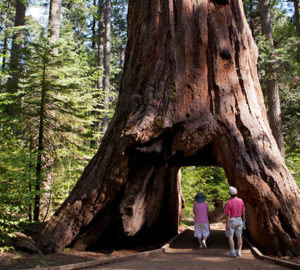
[37,0,300,256]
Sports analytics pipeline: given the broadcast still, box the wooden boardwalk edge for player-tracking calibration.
[243,236,300,269]
[21,248,163,270]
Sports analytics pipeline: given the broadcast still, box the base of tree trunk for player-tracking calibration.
[37,0,300,256]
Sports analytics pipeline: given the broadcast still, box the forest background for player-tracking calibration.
[0,0,299,251]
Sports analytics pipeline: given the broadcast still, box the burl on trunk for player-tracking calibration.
[37,0,300,256]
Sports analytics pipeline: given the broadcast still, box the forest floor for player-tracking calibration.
[0,239,164,270]
[0,223,299,270]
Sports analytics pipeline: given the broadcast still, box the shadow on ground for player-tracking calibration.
[170,226,250,251]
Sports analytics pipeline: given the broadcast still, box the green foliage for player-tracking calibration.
[0,92,35,246]
[0,0,128,238]
[0,246,15,253]
[254,3,300,188]
[18,17,102,219]
[286,152,300,187]
[181,166,229,221]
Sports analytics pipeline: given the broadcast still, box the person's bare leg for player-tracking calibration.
[202,235,208,248]
[228,237,236,257]
[237,236,243,256]
[228,237,235,250]
[197,237,203,248]
[197,237,202,245]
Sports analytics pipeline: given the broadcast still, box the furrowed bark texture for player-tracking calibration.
[37,0,300,256]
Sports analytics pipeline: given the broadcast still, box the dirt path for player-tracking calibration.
[86,224,289,270]
[1,223,295,269]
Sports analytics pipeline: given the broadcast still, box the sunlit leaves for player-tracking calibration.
[180,166,229,220]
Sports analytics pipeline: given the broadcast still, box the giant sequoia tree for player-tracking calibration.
[37,0,300,256]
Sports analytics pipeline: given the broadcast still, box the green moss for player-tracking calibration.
[166,76,177,100]
[170,91,177,99]
[154,117,165,128]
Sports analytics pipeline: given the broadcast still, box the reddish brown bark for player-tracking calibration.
[37,0,300,256]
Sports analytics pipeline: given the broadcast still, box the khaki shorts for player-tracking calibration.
[225,217,243,238]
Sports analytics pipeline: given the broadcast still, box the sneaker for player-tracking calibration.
[199,244,204,249]
[202,240,207,248]
[237,249,242,257]
[227,252,236,258]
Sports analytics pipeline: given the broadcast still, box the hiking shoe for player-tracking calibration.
[227,252,236,258]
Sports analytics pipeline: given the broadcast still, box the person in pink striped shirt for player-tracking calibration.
[224,186,246,258]
[193,192,210,248]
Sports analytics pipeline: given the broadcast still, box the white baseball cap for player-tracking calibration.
[229,186,237,195]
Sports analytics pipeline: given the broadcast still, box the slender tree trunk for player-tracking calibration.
[102,0,111,134]
[37,0,300,256]
[120,46,125,70]
[292,0,300,35]
[6,0,26,94]
[90,0,104,148]
[49,0,61,45]
[1,35,8,72]
[96,0,105,143]
[1,1,11,87]
[91,0,97,49]
[245,0,256,40]
[259,0,285,157]
[98,0,104,91]
[28,181,33,221]
[1,31,8,89]
[67,157,71,195]
[34,52,47,221]
[43,168,54,223]
[34,0,61,221]
[1,2,12,90]
[28,143,34,221]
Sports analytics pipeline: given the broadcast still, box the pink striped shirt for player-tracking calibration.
[193,202,209,223]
